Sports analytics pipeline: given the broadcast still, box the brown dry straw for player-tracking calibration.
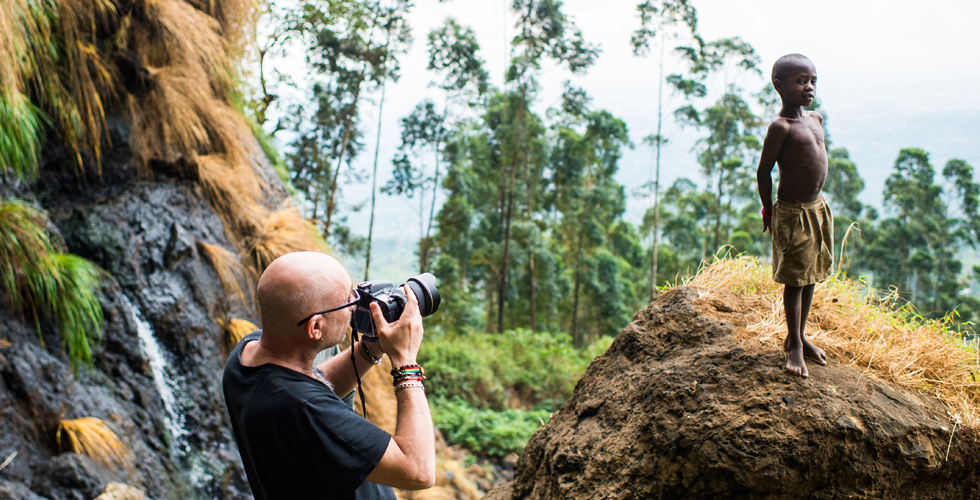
[57,417,132,471]
[198,241,251,306]
[677,253,980,427]
[216,317,257,352]
[245,200,331,272]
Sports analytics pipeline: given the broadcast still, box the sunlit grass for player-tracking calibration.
[674,241,980,427]
[57,417,131,471]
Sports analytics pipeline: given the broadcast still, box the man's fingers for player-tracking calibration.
[369,302,389,329]
[401,285,420,317]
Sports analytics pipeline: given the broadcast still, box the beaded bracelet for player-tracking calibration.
[359,340,383,365]
[394,380,424,393]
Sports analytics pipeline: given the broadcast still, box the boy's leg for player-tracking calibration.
[799,284,827,365]
[783,285,807,377]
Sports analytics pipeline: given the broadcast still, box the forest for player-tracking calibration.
[243,0,980,346]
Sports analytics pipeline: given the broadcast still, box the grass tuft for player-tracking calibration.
[217,317,257,353]
[198,241,251,307]
[244,199,331,272]
[57,417,131,471]
[194,153,264,235]
[676,252,980,427]
[0,91,45,180]
[0,199,56,316]
[0,199,104,370]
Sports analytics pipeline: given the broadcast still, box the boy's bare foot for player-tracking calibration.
[783,337,827,365]
[785,348,808,378]
[801,338,827,365]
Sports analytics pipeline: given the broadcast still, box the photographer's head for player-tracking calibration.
[257,251,351,351]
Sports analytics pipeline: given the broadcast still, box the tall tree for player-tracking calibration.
[364,0,413,280]
[494,0,599,334]
[384,18,489,274]
[631,0,700,297]
[550,90,636,346]
[668,37,762,257]
[282,0,411,250]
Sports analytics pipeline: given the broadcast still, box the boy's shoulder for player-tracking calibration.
[768,110,823,130]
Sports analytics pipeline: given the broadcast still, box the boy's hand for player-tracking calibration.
[762,217,772,234]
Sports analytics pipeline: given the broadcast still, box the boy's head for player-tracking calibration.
[771,54,816,106]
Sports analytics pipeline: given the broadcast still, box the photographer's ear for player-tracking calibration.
[303,315,323,341]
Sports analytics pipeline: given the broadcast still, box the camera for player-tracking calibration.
[352,273,440,339]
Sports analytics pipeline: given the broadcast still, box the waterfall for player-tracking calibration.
[121,295,190,455]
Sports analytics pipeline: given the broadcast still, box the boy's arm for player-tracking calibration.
[757,120,790,233]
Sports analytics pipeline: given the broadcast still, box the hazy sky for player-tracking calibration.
[269,0,980,262]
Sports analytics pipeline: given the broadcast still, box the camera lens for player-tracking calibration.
[405,273,440,317]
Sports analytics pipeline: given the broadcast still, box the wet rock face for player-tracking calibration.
[31,453,119,500]
[0,120,258,499]
[487,287,980,500]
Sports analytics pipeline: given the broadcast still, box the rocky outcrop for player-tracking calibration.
[486,287,980,500]
[0,121,258,499]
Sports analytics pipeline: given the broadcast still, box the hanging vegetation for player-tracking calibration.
[0,199,104,370]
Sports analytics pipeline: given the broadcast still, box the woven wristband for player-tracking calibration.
[761,207,772,218]
[395,380,424,393]
[391,364,424,377]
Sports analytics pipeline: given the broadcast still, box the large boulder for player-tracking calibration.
[487,287,980,500]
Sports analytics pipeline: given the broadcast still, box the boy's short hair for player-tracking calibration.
[771,54,812,84]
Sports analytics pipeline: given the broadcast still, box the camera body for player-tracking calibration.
[352,273,440,339]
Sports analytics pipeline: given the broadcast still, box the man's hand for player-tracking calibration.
[370,285,424,368]
[762,216,772,234]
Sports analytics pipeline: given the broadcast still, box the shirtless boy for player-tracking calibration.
[757,53,833,378]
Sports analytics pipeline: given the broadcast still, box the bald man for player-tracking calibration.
[222,252,435,500]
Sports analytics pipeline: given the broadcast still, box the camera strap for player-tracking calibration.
[348,314,369,420]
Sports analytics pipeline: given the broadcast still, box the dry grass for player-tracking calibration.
[194,153,265,234]
[198,241,252,306]
[57,417,132,471]
[244,200,331,272]
[130,0,229,83]
[128,66,253,170]
[676,252,980,427]
[217,317,258,352]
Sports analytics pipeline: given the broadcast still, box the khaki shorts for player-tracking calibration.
[771,198,834,286]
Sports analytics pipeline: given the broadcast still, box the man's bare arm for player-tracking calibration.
[365,288,436,490]
[757,120,790,232]
[316,339,383,399]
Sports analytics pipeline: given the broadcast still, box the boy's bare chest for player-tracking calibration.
[784,118,825,151]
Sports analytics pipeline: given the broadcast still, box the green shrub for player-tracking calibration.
[431,398,550,457]
[419,329,613,411]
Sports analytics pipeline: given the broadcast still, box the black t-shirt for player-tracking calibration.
[223,331,395,500]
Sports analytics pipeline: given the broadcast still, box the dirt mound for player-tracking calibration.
[486,287,980,500]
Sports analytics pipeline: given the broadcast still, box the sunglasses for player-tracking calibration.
[296,289,361,327]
